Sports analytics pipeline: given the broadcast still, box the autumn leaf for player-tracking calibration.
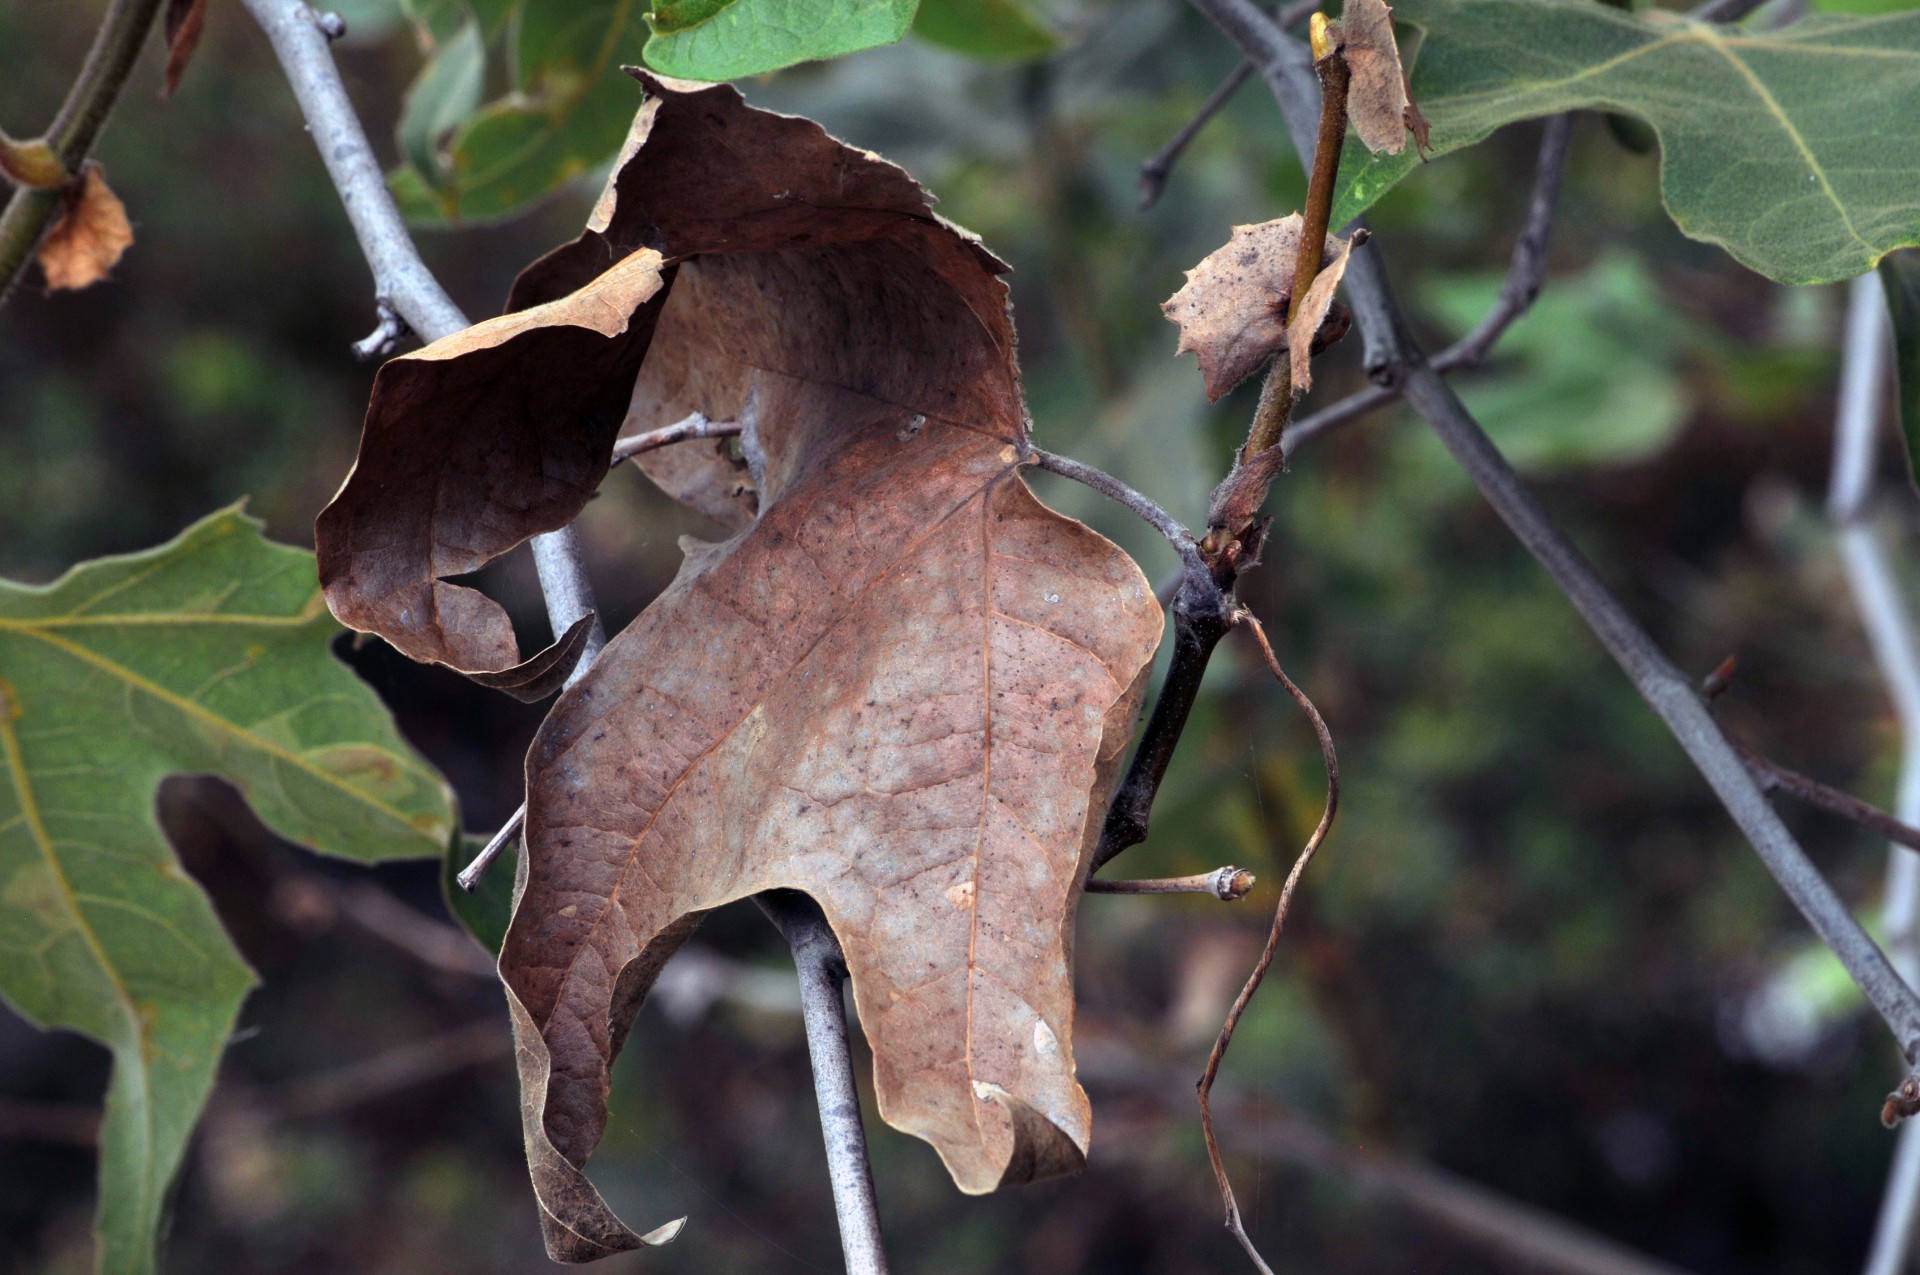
[1163,215,1356,398]
[37,163,133,293]
[162,0,208,98]
[1335,0,1427,156]
[317,76,1164,1259]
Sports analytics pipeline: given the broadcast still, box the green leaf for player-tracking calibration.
[912,0,1056,60]
[1881,248,1920,491]
[642,0,917,80]
[392,0,649,224]
[396,17,485,185]
[0,508,454,1275]
[1331,0,1920,285]
[443,831,516,955]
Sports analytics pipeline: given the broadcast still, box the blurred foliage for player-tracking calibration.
[6,0,1920,1272]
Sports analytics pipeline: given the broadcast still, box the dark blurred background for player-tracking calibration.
[2,1,1914,1271]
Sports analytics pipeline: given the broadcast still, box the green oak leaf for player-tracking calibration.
[1331,0,1920,285]
[912,0,1056,60]
[393,0,649,224]
[1881,249,1920,491]
[641,0,917,81]
[0,507,455,1275]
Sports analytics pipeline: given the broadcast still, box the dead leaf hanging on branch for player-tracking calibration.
[1162,214,1355,398]
[317,75,1164,1260]
[1337,0,1430,157]
[37,163,132,293]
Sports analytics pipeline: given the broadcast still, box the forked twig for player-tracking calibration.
[1282,112,1575,458]
[1193,0,1920,1087]
[611,412,742,462]
[1197,611,1339,1273]
[1138,0,1319,210]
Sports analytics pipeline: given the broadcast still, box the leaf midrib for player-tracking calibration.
[0,618,424,832]
[0,705,156,1240]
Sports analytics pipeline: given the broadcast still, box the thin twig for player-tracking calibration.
[264,1019,509,1119]
[242,0,607,891]
[612,412,742,463]
[1283,112,1575,458]
[1139,0,1320,210]
[1085,866,1256,899]
[1197,612,1339,1274]
[1736,747,1920,856]
[1192,0,1920,1097]
[456,802,524,892]
[0,0,167,304]
[757,892,891,1275]
[1026,446,1205,569]
[1140,65,1253,210]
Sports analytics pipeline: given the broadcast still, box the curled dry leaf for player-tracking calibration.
[36,163,132,293]
[1163,215,1354,399]
[315,245,669,678]
[1338,0,1425,156]
[162,0,209,98]
[321,74,1163,1260]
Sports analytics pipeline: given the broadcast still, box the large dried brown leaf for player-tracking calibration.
[37,163,132,293]
[1163,215,1353,399]
[322,76,1164,1259]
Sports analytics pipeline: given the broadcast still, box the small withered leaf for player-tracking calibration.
[37,163,133,293]
[1341,0,1418,155]
[162,0,209,98]
[1162,215,1353,400]
[326,76,1164,1260]
[1286,231,1355,392]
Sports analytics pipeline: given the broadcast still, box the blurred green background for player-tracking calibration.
[3,1,1915,1271]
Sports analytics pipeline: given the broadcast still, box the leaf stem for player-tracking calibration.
[0,0,167,305]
